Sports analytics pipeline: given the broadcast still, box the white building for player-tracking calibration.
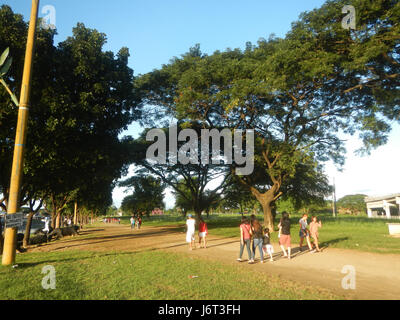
[365,193,400,219]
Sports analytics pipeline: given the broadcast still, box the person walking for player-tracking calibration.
[186,214,196,250]
[237,217,252,263]
[278,212,292,259]
[262,227,274,262]
[42,215,51,234]
[138,216,142,229]
[250,219,264,263]
[299,214,313,252]
[130,216,135,230]
[310,216,322,252]
[198,217,208,248]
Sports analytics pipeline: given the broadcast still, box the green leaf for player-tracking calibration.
[0,47,9,67]
[0,56,12,76]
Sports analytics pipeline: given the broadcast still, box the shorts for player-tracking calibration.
[186,231,195,243]
[199,232,207,238]
[279,234,291,247]
[299,229,310,238]
[263,244,274,255]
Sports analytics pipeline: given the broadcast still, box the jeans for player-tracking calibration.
[239,239,252,260]
[252,238,264,261]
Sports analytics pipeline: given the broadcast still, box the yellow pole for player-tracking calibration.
[2,0,40,266]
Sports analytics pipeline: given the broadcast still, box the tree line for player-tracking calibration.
[0,5,140,246]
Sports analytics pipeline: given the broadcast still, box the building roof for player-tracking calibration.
[365,193,400,203]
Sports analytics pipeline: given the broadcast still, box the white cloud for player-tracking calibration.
[324,123,400,200]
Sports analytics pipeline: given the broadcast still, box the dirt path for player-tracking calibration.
[29,224,400,300]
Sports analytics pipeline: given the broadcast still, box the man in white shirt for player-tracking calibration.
[42,216,50,234]
[186,214,196,250]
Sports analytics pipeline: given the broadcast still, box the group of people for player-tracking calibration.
[238,215,274,263]
[62,216,73,227]
[239,212,322,263]
[184,212,322,263]
[185,214,208,250]
[103,217,121,224]
[130,215,142,230]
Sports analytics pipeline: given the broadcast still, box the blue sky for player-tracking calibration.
[4,0,400,208]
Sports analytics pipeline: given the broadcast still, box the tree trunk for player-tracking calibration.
[55,212,61,228]
[73,201,78,225]
[250,189,275,231]
[195,209,202,220]
[51,210,57,229]
[23,211,35,248]
[260,200,275,231]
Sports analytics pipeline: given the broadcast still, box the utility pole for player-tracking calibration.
[2,0,40,266]
[332,177,337,218]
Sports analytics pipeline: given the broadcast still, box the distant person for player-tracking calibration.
[250,218,264,263]
[198,217,208,249]
[262,227,274,262]
[237,217,252,263]
[278,212,292,259]
[130,216,135,230]
[42,216,50,234]
[185,214,196,250]
[299,214,314,252]
[310,216,322,252]
[67,217,72,226]
[138,216,142,229]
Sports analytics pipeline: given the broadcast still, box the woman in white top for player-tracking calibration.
[186,214,196,250]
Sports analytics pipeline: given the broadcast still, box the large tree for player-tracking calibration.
[120,175,166,216]
[135,0,398,229]
[125,122,232,219]
[1,6,139,235]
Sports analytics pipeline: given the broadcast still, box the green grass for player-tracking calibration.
[0,250,341,300]
[118,213,400,255]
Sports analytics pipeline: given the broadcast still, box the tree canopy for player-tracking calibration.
[133,0,398,229]
[0,5,139,231]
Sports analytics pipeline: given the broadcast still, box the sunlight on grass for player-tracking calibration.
[0,250,341,300]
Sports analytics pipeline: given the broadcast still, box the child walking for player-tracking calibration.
[309,216,322,252]
[299,214,313,252]
[262,228,274,262]
[198,217,208,249]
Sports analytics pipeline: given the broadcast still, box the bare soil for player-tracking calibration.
[29,223,400,300]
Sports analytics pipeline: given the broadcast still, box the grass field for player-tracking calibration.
[118,213,400,254]
[0,250,341,300]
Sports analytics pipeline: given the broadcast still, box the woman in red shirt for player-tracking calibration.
[198,217,208,249]
[237,217,253,263]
